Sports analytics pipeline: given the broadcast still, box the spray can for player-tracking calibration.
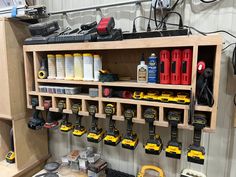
[148,53,159,83]
[74,53,83,80]
[93,55,102,81]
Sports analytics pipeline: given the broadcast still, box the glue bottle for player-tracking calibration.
[137,54,148,83]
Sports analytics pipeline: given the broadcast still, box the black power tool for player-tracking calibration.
[28,97,45,130]
[87,105,105,143]
[165,110,182,159]
[72,104,86,137]
[121,109,138,150]
[187,113,207,165]
[104,104,121,146]
[144,108,163,155]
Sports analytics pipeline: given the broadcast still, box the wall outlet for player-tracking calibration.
[152,0,171,9]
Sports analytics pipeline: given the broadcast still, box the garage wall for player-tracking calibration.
[35,0,236,176]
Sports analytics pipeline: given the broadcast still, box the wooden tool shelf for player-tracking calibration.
[23,34,222,133]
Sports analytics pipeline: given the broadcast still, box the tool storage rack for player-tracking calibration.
[0,18,48,177]
[23,34,222,133]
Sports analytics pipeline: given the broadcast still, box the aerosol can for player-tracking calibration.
[148,53,159,83]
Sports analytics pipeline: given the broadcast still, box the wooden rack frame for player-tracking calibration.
[23,35,222,133]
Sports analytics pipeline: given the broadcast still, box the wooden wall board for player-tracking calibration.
[13,117,49,170]
[0,119,12,161]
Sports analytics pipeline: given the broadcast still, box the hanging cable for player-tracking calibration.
[199,0,218,3]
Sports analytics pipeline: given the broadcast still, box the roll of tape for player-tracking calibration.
[38,70,47,79]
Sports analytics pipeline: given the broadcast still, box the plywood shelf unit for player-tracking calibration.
[23,34,222,133]
[0,18,48,176]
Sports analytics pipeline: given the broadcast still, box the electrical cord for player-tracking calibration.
[132,15,206,35]
[199,0,218,3]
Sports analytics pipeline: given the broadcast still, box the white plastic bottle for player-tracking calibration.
[137,54,148,83]
[47,54,56,79]
[65,54,74,80]
[74,53,83,80]
[93,54,102,81]
[83,53,94,81]
[56,54,65,80]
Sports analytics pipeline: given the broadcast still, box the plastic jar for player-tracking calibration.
[47,54,56,79]
[56,54,65,80]
[93,54,102,81]
[83,53,94,81]
[74,53,83,80]
[65,54,74,80]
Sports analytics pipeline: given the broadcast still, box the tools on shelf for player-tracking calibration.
[59,100,73,132]
[104,104,121,146]
[121,108,138,150]
[143,108,163,155]
[187,113,207,165]
[72,103,87,137]
[87,105,105,143]
[165,110,182,159]
[28,97,45,130]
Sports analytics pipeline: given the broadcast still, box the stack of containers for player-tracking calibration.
[46,53,102,81]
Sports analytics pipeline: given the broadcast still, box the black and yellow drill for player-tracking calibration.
[121,108,138,150]
[187,113,206,165]
[59,100,73,132]
[87,105,105,143]
[72,103,86,137]
[144,108,163,155]
[165,110,182,159]
[104,104,121,146]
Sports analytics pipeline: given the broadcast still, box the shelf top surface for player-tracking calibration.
[37,79,192,90]
[23,34,222,52]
